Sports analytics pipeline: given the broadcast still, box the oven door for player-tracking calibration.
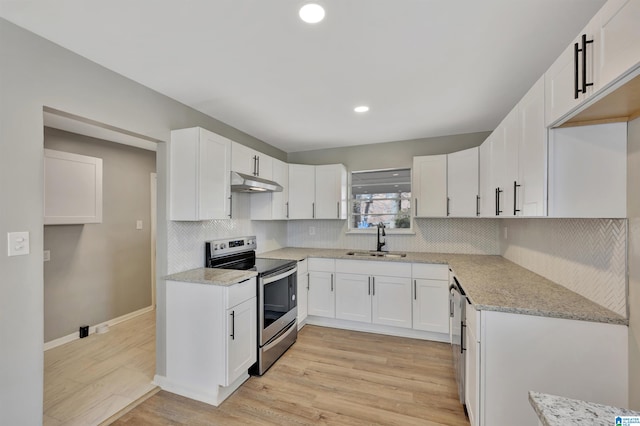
[259,264,297,345]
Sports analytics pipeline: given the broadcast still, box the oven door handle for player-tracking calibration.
[262,320,296,352]
[261,266,298,284]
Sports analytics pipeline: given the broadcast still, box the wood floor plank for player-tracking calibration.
[112,324,468,425]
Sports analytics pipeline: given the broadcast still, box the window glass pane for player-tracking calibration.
[350,168,411,230]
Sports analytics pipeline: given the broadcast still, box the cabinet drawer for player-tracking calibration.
[297,259,308,275]
[335,259,411,277]
[226,277,256,308]
[412,263,449,280]
[308,258,335,272]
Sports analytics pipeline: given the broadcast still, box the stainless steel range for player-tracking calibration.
[205,236,298,375]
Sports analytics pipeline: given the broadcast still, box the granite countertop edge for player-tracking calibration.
[257,247,628,326]
[529,391,640,425]
[165,268,258,287]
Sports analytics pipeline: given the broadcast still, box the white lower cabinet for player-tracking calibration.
[307,258,335,318]
[335,273,371,322]
[370,275,412,328]
[412,264,450,334]
[297,259,309,328]
[465,303,628,426]
[162,278,257,406]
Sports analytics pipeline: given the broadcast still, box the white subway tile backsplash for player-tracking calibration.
[286,218,501,254]
[502,218,627,317]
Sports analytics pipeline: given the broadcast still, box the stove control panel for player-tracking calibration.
[206,235,257,258]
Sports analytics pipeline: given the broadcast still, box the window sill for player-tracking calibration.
[345,229,416,235]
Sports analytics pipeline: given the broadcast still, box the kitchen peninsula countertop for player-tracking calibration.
[258,248,627,326]
[529,391,640,425]
[165,268,257,286]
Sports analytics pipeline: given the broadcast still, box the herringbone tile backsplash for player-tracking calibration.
[502,218,627,317]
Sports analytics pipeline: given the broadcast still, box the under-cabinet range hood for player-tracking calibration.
[230,171,283,193]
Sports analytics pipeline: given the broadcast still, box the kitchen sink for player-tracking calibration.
[345,251,407,258]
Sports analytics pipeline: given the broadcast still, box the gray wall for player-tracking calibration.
[287,132,490,170]
[43,127,156,342]
[0,18,282,424]
[628,117,640,409]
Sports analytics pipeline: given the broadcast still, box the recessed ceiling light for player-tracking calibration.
[299,3,325,24]
[354,106,369,113]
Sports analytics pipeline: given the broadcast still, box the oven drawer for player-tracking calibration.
[227,277,257,308]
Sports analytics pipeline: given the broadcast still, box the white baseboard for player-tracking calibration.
[44,305,155,351]
[153,373,249,407]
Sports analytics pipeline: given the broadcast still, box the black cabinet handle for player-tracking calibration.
[368,276,371,295]
[476,195,480,217]
[513,181,521,216]
[230,310,235,340]
[312,202,315,219]
[228,195,232,218]
[581,34,594,95]
[495,187,503,216]
[461,322,466,353]
[372,277,375,296]
[574,34,594,99]
[330,273,333,292]
[415,198,418,217]
[337,201,340,219]
[447,197,450,216]
[574,41,580,99]
[286,201,289,218]
[414,280,417,300]
[257,156,260,177]
[252,155,258,176]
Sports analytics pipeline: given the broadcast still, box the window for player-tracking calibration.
[350,168,411,230]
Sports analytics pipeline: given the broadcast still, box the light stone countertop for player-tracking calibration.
[529,391,640,425]
[165,268,257,286]
[258,247,627,325]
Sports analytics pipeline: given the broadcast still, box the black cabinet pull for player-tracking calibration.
[476,195,480,217]
[228,195,233,218]
[414,280,417,300]
[257,155,260,176]
[230,310,235,340]
[415,198,418,217]
[337,201,340,218]
[513,181,521,216]
[372,277,375,296]
[461,322,466,353]
[312,202,315,219]
[495,187,503,216]
[368,276,371,295]
[286,201,289,218]
[574,34,594,99]
[447,197,450,216]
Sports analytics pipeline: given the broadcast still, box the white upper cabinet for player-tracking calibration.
[44,149,103,225]
[479,76,547,218]
[170,127,231,221]
[545,18,598,126]
[478,134,494,217]
[413,154,447,217]
[549,122,627,218]
[447,148,479,217]
[288,163,347,220]
[517,77,547,217]
[231,142,273,180]
[315,164,347,219]
[288,164,315,219]
[596,0,640,90]
[250,158,289,220]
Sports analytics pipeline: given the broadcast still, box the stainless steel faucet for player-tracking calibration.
[376,222,386,252]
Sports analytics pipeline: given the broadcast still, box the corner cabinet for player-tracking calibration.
[170,127,231,221]
[162,278,257,406]
[412,264,450,334]
[44,149,103,225]
[413,154,447,217]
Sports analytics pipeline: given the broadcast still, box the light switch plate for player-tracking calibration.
[8,232,30,256]
[136,220,143,230]
[43,250,51,262]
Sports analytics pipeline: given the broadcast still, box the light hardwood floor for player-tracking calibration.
[44,310,157,426]
[113,325,469,425]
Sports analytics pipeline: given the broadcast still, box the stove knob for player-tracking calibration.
[219,243,226,250]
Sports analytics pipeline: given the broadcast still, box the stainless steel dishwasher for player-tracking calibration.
[450,273,467,407]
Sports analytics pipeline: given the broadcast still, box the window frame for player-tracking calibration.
[347,167,414,234]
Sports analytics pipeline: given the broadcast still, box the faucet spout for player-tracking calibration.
[376,222,386,252]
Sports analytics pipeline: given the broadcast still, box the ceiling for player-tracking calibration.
[0,0,606,153]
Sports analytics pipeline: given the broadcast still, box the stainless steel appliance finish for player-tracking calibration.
[205,236,297,376]
[230,171,283,193]
[450,273,467,406]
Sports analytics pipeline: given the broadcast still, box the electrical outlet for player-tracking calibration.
[136,220,143,230]
[7,232,30,256]
[43,250,50,262]
[309,226,316,236]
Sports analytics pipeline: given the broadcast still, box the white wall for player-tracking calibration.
[0,18,285,425]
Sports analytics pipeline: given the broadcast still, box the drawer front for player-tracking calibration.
[308,258,335,272]
[412,263,449,280]
[297,259,308,275]
[335,259,411,277]
[227,277,257,308]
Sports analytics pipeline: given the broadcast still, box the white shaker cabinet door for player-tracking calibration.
[412,278,450,334]
[371,275,412,329]
[335,273,372,323]
[288,164,315,219]
[413,154,447,217]
[447,147,479,217]
[225,297,257,386]
[308,271,335,318]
